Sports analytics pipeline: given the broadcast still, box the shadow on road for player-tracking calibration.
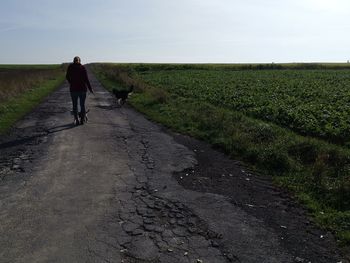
[47,123,76,134]
[95,105,116,110]
[0,123,76,150]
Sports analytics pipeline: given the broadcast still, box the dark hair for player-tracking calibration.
[73,56,81,64]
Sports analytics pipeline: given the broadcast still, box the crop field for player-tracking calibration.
[0,65,64,102]
[0,65,65,134]
[136,68,350,145]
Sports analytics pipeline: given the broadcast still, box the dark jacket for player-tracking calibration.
[66,63,93,92]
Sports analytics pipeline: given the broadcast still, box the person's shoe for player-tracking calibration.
[79,112,86,125]
[79,116,84,125]
[74,118,80,125]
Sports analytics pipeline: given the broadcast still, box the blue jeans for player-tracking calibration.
[70,91,86,119]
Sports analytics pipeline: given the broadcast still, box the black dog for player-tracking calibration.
[112,85,134,107]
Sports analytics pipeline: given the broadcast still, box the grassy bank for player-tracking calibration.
[0,65,65,134]
[91,63,350,246]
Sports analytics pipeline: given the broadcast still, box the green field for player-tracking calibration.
[139,69,350,144]
[91,63,350,245]
[0,64,65,134]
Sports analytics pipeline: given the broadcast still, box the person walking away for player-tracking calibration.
[66,56,94,125]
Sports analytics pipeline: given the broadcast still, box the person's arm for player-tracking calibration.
[83,67,94,93]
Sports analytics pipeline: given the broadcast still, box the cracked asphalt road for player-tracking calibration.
[0,71,346,263]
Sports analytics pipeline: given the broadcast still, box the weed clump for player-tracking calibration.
[246,123,277,143]
[288,141,319,164]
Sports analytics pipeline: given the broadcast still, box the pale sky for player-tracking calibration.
[1,0,350,64]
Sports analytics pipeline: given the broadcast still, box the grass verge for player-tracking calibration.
[0,68,65,134]
[91,63,350,247]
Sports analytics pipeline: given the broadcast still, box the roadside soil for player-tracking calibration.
[0,70,347,263]
[172,133,349,263]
